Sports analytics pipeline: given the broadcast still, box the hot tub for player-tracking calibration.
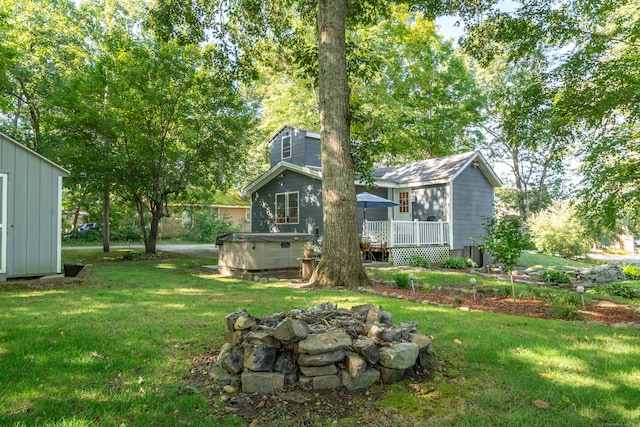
[216,232,312,278]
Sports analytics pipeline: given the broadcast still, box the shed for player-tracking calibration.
[0,132,70,281]
[216,232,311,278]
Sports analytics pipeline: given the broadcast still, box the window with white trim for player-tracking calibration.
[281,132,292,159]
[276,192,299,224]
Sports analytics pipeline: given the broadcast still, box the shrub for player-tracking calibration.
[440,257,468,269]
[547,292,587,320]
[493,286,513,298]
[528,202,591,259]
[594,283,640,299]
[392,273,412,289]
[187,211,239,242]
[409,256,431,269]
[548,304,587,321]
[623,264,640,280]
[539,270,572,284]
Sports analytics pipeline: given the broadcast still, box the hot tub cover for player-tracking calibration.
[216,232,312,245]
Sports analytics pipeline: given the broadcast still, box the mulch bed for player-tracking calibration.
[369,267,640,325]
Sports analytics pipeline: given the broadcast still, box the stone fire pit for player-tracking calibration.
[212,302,437,394]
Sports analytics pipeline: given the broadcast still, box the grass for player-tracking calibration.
[0,249,639,426]
[516,251,614,271]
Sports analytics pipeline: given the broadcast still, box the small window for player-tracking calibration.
[276,192,299,224]
[281,133,292,159]
[399,191,409,213]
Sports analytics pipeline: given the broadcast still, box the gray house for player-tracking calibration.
[0,132,70,281]
[242,126,501,264]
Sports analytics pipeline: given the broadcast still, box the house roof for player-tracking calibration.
[240,161,322,196]
[371,151,501,188]
[0,131,70,176]
[242,150,501,195]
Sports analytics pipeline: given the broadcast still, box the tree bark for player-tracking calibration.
[310,0,370,288]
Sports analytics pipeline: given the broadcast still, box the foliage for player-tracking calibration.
[440,257,468,269]
[463,0,640,233]
[392,272,412,290]
[593,283,640,300]
[539,270,572,285]
[622,264,640,281]
[186,212,238,243]
[475,215,530,273]
[409,255,431,269]
[529,202,591,259]
[474,51,574,221]
[547,303,587,321]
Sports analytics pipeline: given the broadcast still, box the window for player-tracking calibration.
[276,192,299,224]
[399,191,409,213]
[281,132,292,159]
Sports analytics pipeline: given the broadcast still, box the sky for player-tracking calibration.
[435,1,520,44]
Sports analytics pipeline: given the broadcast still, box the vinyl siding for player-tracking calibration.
[0,133,67,278]
[451,164,494,250]
[412,185,449,221]
[269,127,321,168]
[251,170,323,238]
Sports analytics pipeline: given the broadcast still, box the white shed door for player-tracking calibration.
[0,173,6,274]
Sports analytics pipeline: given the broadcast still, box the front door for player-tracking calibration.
[391,188,412,221]
[0,173,7,274]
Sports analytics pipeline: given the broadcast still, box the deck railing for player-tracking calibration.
[364,220,449,247]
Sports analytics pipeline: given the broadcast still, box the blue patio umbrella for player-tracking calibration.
[356,192,399,236]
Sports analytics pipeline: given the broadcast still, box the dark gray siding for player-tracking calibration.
[0,133,65,278]
[412,185,449,221]
[269,127,321,168]
[451,164,494,250]
[251,170,323,241]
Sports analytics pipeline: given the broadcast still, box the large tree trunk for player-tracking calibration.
[310,0,370,288]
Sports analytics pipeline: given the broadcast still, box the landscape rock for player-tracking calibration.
[341,368,381,391]
[241,371,285,393]
[243,344,277,372]
[379,342,420,370]
[297,329,352,355]
[273,318,310,343]
[214,303,436,394]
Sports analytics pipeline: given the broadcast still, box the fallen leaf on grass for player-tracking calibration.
[453,339,462,345]
[533,399,549,409]
[90,351,105,359]
[538,372,552,379]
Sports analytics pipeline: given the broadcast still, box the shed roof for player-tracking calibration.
[0,131,70,176]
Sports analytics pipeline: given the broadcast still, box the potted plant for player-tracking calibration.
[360,238,371,251]
[302,243,317,259]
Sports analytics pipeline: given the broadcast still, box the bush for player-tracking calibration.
[493,286,513,298]
[528,202,591,259]
[594,283,640,299]
[623,264,640,280]
[187,212,239,242]
[409,256,431,269]
[539,270,572,284]
[392,273,412,289]
[440,257,468,269]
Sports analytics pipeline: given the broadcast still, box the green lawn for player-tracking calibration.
[0,249,638,426]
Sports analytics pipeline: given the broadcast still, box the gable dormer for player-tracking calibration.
[268,126,321,168]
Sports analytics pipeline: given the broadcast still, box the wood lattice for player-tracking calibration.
[390,246,450,265]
